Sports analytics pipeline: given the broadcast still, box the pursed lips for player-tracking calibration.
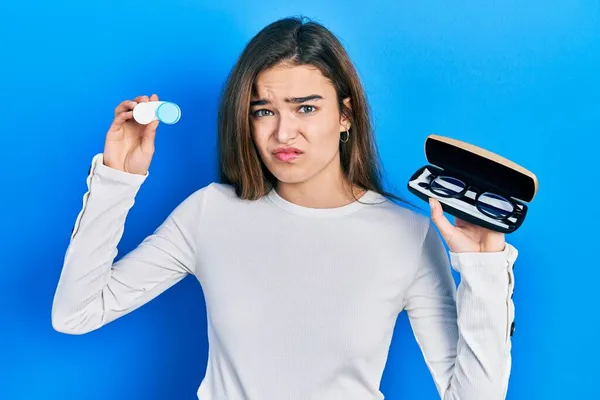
[273,147,303,162]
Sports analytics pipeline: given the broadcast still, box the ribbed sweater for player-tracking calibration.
[52,153,518,400]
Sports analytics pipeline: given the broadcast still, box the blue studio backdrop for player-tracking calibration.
[1,1,598,399]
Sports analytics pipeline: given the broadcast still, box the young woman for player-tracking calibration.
[52,16,518,400]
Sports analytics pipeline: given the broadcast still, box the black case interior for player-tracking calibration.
[407,134,539,233]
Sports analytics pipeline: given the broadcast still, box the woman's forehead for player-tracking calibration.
[253,64,334,99]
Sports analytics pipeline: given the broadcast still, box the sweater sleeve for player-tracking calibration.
[402,221,518,400]
[51,153,206,335]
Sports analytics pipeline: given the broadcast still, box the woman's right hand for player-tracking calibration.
[103,94,160,175]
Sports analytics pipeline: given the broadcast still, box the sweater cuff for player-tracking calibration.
[449,242,518,272]
[449,242,518,343]
[91,153,149,186]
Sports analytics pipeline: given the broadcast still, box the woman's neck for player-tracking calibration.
[274,161,366,209]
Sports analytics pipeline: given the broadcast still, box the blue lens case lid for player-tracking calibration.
[156,102,181,124]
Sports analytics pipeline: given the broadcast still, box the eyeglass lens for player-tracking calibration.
[430,176,514,219]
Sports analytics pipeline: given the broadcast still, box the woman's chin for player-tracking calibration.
[270,169,311,185]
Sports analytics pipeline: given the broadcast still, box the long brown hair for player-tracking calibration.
[218,16,417,209]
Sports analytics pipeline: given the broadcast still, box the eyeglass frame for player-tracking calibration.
[418,174,524,222]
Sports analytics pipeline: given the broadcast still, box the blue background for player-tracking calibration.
[1,1,598,399]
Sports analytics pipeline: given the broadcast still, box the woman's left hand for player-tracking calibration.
[429,198,506,253]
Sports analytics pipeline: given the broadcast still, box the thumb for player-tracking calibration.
[429,198,455,240]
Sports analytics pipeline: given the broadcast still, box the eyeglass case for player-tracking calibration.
[407,134,538,233]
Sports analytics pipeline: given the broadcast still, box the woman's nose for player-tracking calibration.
[276,115,298,143]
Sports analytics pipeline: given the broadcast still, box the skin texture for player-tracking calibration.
[249,63,360,209]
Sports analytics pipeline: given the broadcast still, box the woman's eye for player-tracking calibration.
[253,109,273,117]
[299,105,316,114]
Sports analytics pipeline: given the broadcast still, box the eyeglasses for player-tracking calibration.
[418,174,523,221]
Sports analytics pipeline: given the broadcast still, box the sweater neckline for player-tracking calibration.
[265,187,383,217]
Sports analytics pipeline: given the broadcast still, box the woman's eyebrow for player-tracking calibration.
[250,95,324,106]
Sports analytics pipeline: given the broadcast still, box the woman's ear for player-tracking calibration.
[340,97,352,131]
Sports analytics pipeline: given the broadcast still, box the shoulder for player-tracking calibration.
[178,182,237,205]
[177,182,251,211]
[366,191,431,237]
[164,183,241,225]
[205,182,239,198]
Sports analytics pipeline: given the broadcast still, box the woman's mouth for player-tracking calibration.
[273,148,303,162]
[274,152,301,162]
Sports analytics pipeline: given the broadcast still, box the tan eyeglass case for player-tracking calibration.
[407,134,539,233]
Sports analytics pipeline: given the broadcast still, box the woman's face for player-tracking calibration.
[250,63,351,186]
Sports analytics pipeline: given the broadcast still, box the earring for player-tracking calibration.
[340,129,350,143]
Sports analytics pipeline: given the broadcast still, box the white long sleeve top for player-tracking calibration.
[52,153,518,400]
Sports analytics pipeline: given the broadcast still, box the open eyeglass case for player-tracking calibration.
[407,134,539,234]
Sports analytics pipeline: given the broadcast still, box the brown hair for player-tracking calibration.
[217,16,417,209]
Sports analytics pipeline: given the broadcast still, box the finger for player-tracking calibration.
[149,93,158,102]
[115,100,138,115]
[109,111,134,131]
[140,120,159,154]
[133,95,147,103]
[111,112,134,131]
[429,198,456,240]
